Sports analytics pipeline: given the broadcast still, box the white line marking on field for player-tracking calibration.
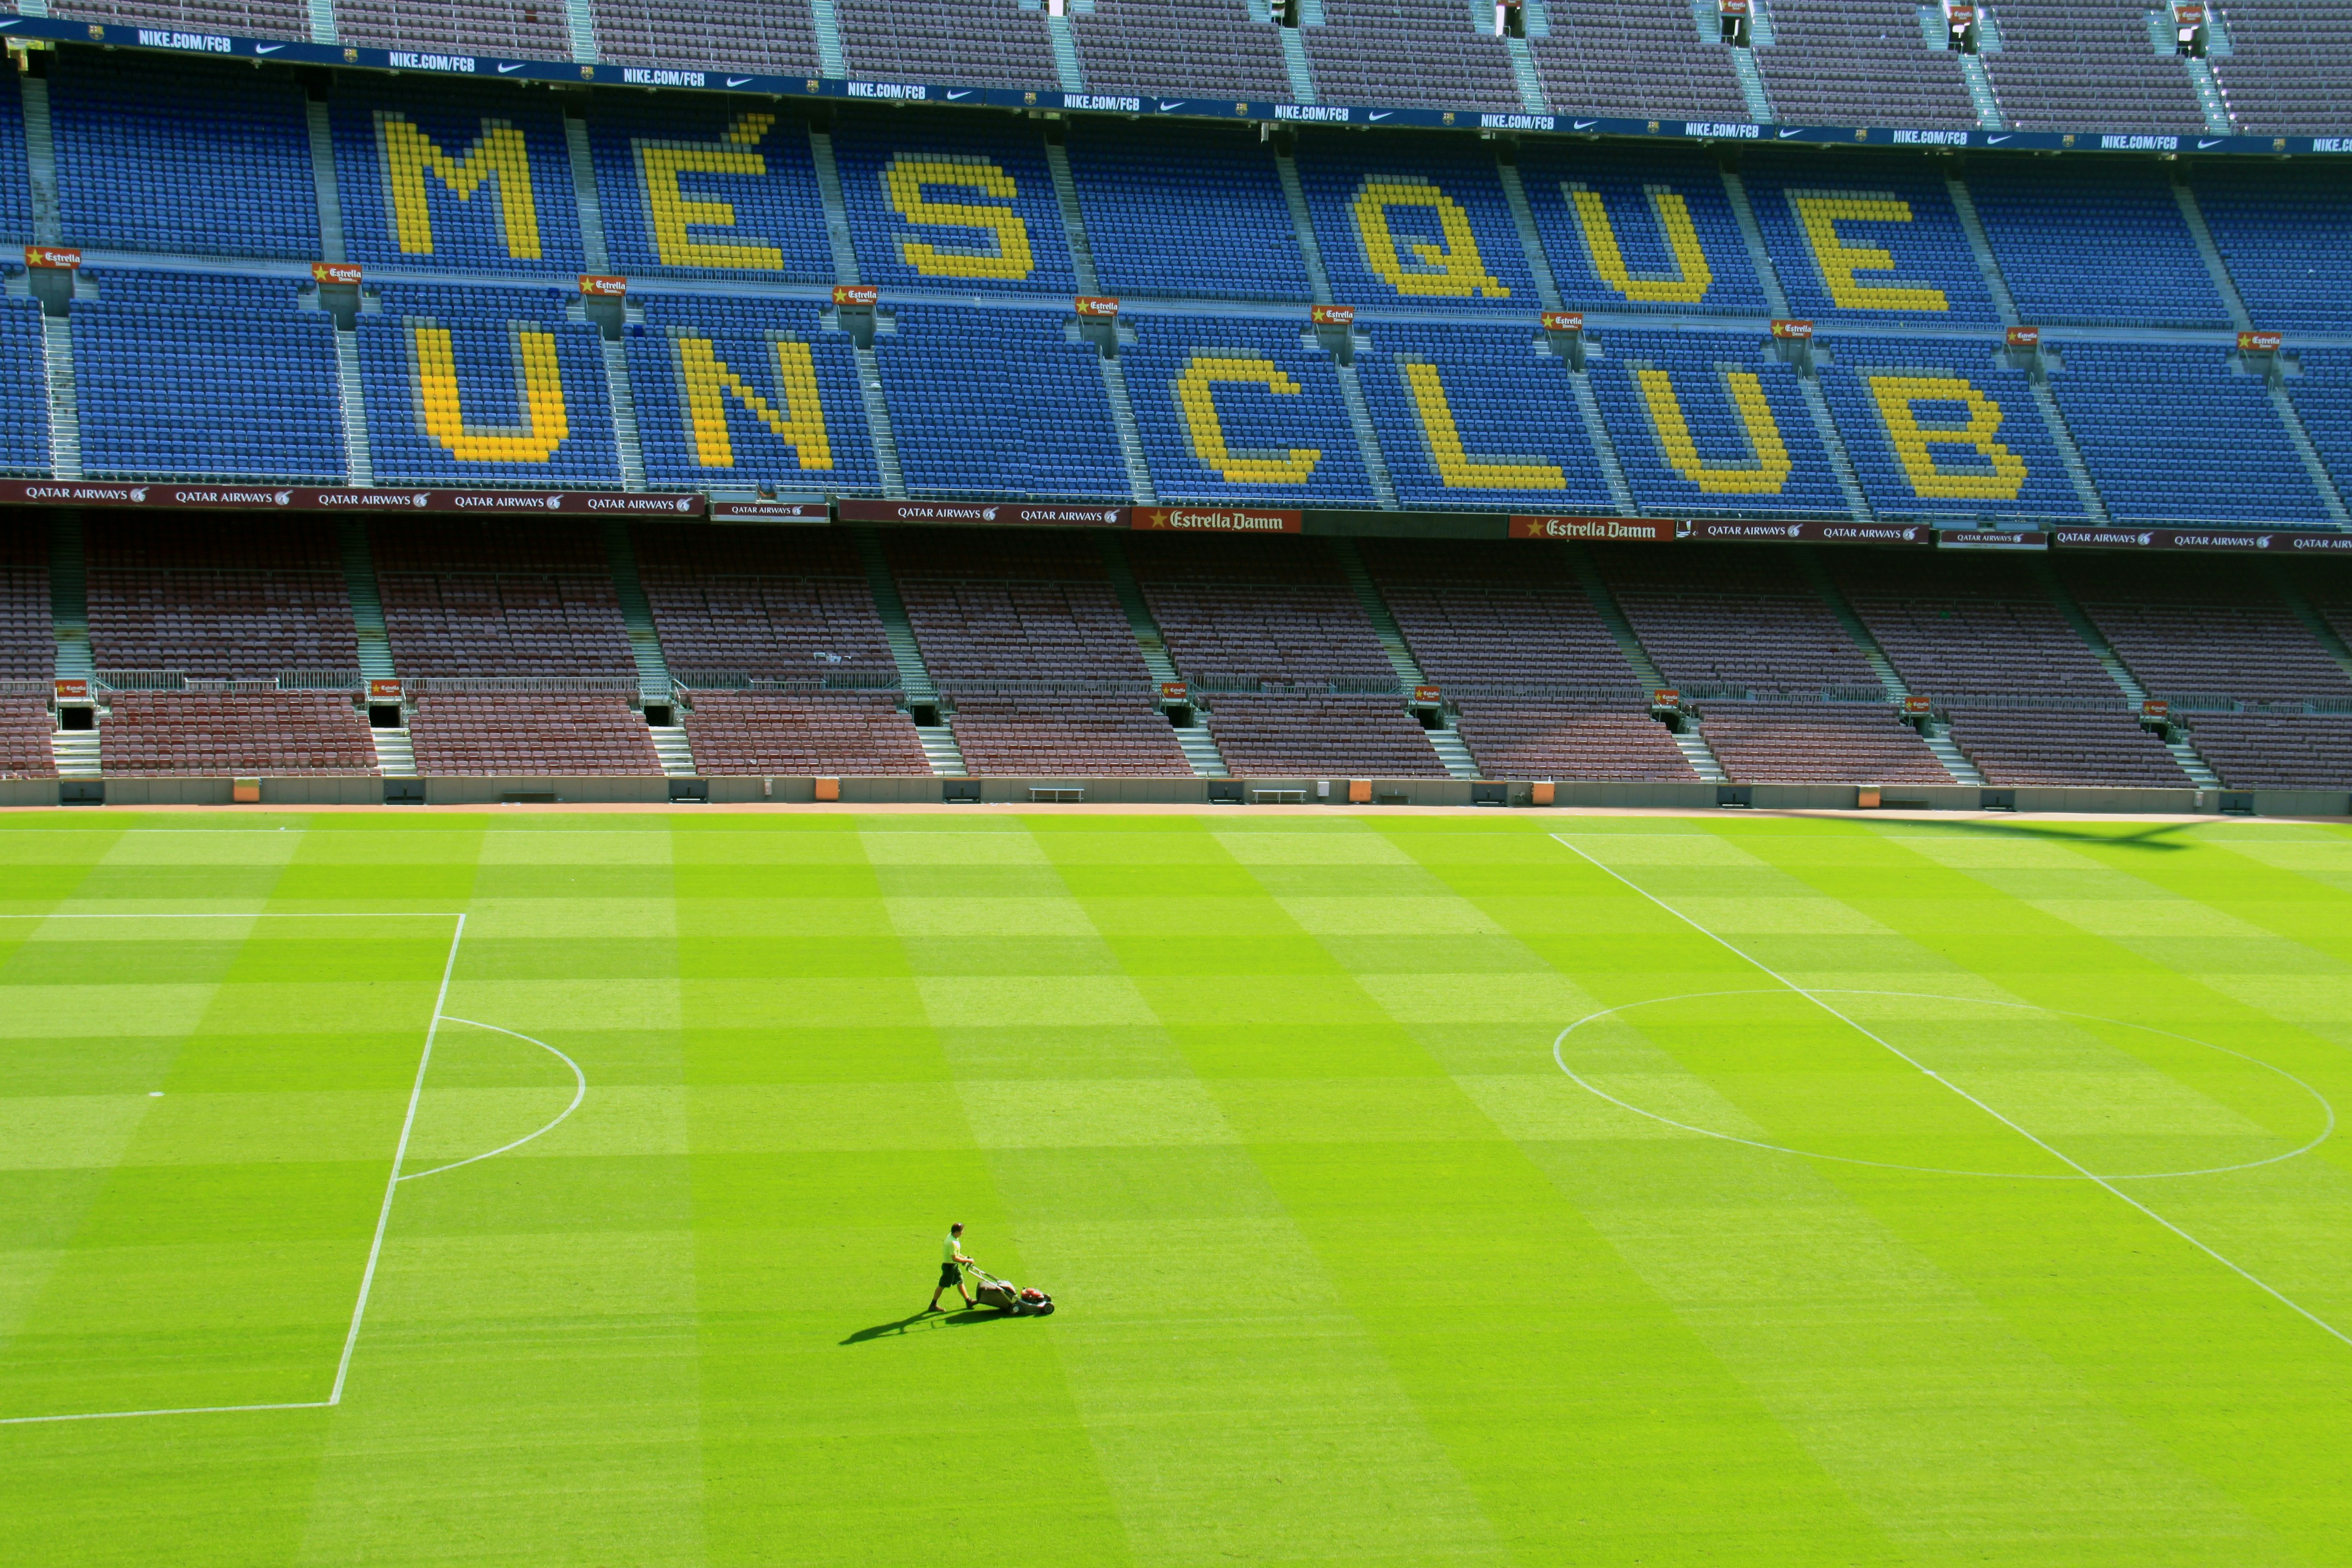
[1550,833,2352,1351]
[395,1017,585,1182]
[0,1398,332,1427]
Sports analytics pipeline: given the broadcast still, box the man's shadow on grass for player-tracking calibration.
[841,1308,1018,1345]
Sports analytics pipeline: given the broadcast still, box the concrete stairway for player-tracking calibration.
[49,509,91,684]
[2029,558,2222,788]
[1331,362,1399,510]
[41,315,82,481]
[914,723,967,776]
[50,727,99,778]
[369,726,415,776]
[602,520,674,702]
[1803,547,1979,785]
[332,333,374,487]
[1330,540,1479,779]
[337,521,397,679]
[649,723,697,777]
[1099,535,1229,777]
[1567,541,1730,781]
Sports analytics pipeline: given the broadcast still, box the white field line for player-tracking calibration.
[1549,833,2352,1351]
[0,1398,332,1428]
[396,1017,585,1182]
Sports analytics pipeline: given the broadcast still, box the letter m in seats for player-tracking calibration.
[377,113,545,260]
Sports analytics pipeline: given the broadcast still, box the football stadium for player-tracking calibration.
[2,0,2352,1562]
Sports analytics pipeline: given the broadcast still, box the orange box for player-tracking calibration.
[1857,786,1882,809]
[814,777,840,802]
[1530,781,1555,806]
[1347,780,1372,804]
[232,778,261,804]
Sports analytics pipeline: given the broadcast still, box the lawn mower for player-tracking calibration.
[963,1260,1054,1316]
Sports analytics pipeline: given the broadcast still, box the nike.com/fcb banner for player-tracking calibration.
[0,482,708,515]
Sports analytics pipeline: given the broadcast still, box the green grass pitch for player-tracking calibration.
[4,809,2352,1566]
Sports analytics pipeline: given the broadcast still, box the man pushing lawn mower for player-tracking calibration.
[926,1224,1055,1317]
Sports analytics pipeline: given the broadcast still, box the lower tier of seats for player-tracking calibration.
[1700,702,1954,785]
[2184,715,2352,790]
[947,695,1192,777]
[1,697,56,778]
[1945,708,2190,787]
[1203,695,1450,778]
[99,692,377,776]
[407,694,661,776]
[682,692,932,776]
[1453,700,1697,783]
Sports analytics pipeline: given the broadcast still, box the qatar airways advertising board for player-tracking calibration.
[0,482,707,515]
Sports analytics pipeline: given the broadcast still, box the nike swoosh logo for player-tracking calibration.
[1369,111,1391,121]
[2199,138,2224,148]
[946,90,972,100]
[1778,127,1804,137]
[497,63,525,73]
[1573,120,1597,129]
[1159,100,1184,111]
[254,44,283,53]
[728,76,752,87]
[0,19,19,27]
[1986,134,2011,143]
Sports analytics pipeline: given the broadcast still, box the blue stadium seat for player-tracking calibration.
[877,304,1128,499]
[1062,120,1313,302]
[2048,343,2330,525]
[1290,130,1535,313]
[72,271,342,483]
[1965,161,2231,328]
[357,289,620,487]
[1739,152,2000,327]
[51,54,318,259]
[1515,144,1771,318]
[0,70,34,242]
[331,81,587,276]
[627,295,882,492]
[0,297,47,474]
[588,102,834,282]
[828,109,1078,299]
[2192,164,2352,334]
[1353,323,1614,511]
[1119,313,1375,507]
[2282,348,2352,505]
[1587,329,1847,517]
[1817,335,2085,519]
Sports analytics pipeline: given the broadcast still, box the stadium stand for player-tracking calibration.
[588,106,834,283]
[948,695,1192,776]
[628,296,881,493]
[1062,120,1315,303]
[1586,332,1848,518]
[879,306,1130,501]
[1977,0,2211,131]
[2208,3,2352,135]
[84,516,358,680]
[0,69,34,243]
[330,80,588,276]
[370,520,638,678]
[2192,165,2352,335]
[1120,313,1376,507]
[1943,706,2191,787]
[1289,130,1536,312]
[1753,1,1984,129]
[827,108,1077,298]
[1125,533,1395,686]
[590,0,825,77]
[1298,1,1523,113]
[47,3,310,43]
[1524,1,1754,124]
[73,272,345,485]
[1515,143,1773,319]
[2282,349,2352,503]
[1963,160,2232,328]
[632,524,898,684]
[1357,537,1640,687]
[358,289,623,489]
[680,690,932,776]
[1202,692,1449,777]
[1066,0,1295,102]
[1740,153,2002,327]
[1816,335,2084,519]
[0,695,54,779]
[1451,699,1697,782]
[1698,699,1954,785]
[1594,543,1880,692]
[97,691,378,775]
[0,299,51,477]
[2045,345,2333,525]
[0,516,49,682]
[2054,553,2352,703]
[835,0,1062,91]
[2184,714,2352,789]
[406,692,662,775]
[49,53,317,259]
[1353,325,1616,512]
[883,528,1148,685]
[334,0,572,59]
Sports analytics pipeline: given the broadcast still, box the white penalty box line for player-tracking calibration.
[1547,835,2352,1352]
[0,910,471,1428]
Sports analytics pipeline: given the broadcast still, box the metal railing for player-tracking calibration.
[671,670,901,693]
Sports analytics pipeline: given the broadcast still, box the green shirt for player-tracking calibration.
[943,1234,963,1265]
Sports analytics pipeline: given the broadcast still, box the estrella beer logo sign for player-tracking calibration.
[1719,0,1750,14]
[1903,695,1932,715]
[832,284,880,307]
[2238,330,2283,352]
[1131,507,1302,533]
[367,679,403,701]
[2006,325,2040,347]
[25,246,81,270]
[311,261,363,286]
[1412,685,1442,704]
[1310,304,1357,326]
[1160,681,1188,700]
[1510,515,1678,541]
[1947,3,1975,21]
[578,274,628,298]
[1540,311,1584,333]
[53,679,88,702]
[1770,318,1814,339]
[1076,296,1120,318]
[2174,3,2204,23]
[1651,689,1680,707]
[2142,699,2171,719]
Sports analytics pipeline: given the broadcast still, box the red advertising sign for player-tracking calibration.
[836,498,1127,528]
[1947,4,1976,22]
[1651,689,1681,707]
[1720,0,1750,13]
[2174,4,2204,24]
[1130,507,1303,534]
[0,481,707,516]
[1075,296,1120,318]
[578,274,628,298]
[2142,698,2171,719]
[2005,325,2041,347]
[2238,330,2284,352]
[53,679,87,702]
[367,679,403,701]
[1903,695,1933,715]
[1412,685,1442,704]
[2052,528,2352,552]
[1310,304,1357,326]
[708,498,830,522]
[832,284,880,307]
[1771,318,1814,339]
[1540,311,1584,333]
[1160,681,1188,700]
[26,245,81,270]
[1512,515,1679,541]
[311,261,363,286]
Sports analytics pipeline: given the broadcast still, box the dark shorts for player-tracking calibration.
[939,1262,962,1289]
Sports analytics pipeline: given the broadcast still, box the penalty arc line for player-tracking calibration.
[395,1018,586,1183]
[1547,833,2352,1352]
